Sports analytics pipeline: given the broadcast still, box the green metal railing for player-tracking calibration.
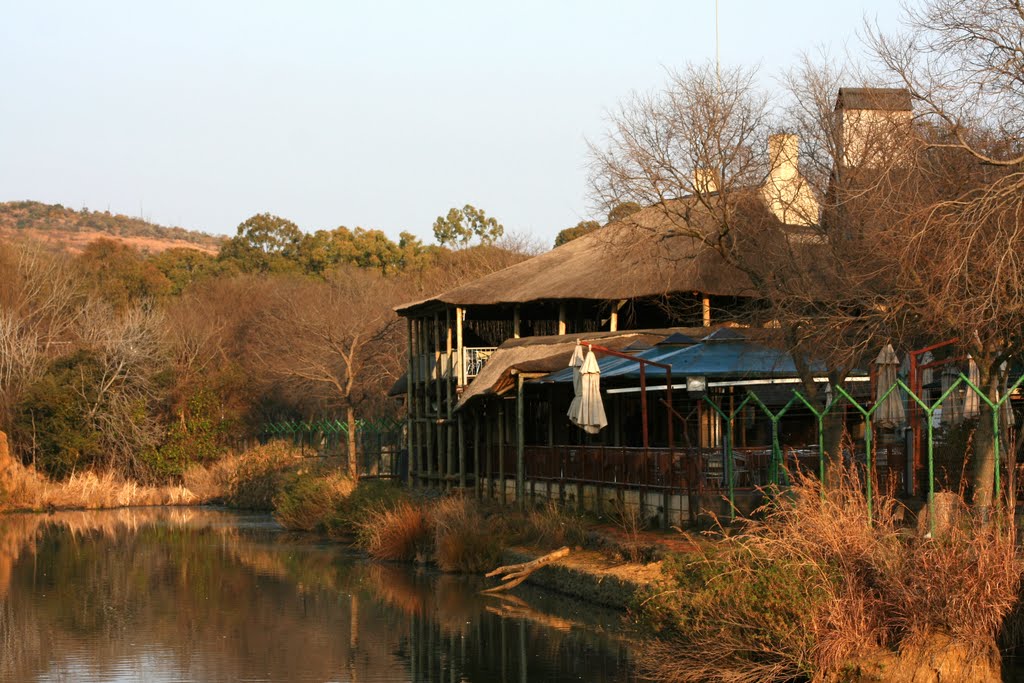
[259,416,405,476]
[706,373,1022,533]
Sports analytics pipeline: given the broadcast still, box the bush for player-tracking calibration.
[639,465,1022,682]
[327,479,410,537]
[223,442,301,510]
[274,470,354,531]
[354,500,431,562]
[522,501,587,549]
[432,497,502,573]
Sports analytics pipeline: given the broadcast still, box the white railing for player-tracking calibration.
[464,347,497,379]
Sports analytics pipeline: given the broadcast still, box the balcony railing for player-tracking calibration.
[464,347,496,379]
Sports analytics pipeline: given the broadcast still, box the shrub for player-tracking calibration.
[273,470,354,531]
[522,501,587,549]
[355,500,430,561]
[222,442,301,510]
[432,497,502,573]
[639,465,1022,682]
[327,479,410,537]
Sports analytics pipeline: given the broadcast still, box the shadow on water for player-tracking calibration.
[0,507,636,682]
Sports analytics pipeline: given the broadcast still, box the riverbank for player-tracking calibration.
[2,440,1020,683]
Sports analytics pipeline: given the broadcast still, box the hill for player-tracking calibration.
[0,201,223,254]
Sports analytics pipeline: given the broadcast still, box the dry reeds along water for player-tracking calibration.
[0,507,637,683]
[640,465,1022,683]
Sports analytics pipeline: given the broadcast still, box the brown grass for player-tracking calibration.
[355,500,430,562]
[273,470,355,532]
[641,465,1022,682]
[431,497,502,573]
[522,501,587,549]
[0,460,196,511]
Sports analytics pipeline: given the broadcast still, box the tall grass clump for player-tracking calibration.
[522,501,587,549]
[431,497,502,572]
[640,465,1021,682]
[273,469,355,532]
[220,442,301,510]
[355,500,430,561]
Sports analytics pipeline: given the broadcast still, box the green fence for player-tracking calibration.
[259,416,405,478]
[707,373,1022,533]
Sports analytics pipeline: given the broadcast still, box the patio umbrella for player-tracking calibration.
[566,343,585,424]
[963,355,980,419]
[941,364,963,425]
[873,344,905,429]
[568,345,607,434]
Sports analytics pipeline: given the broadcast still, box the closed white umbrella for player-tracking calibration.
[873,344,905,429]
[568,345,608,434]
[566,343,585,424]
[941,364,963,425]
[963,355,981,420]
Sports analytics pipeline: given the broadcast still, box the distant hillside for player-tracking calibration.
[0,201,224,254]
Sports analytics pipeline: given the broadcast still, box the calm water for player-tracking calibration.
[0,508,637,683]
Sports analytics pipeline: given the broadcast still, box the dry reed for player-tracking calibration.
[431,496,502,573]
[355,500,430,561]
[641,465,1022,682]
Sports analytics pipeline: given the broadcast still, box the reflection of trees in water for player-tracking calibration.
[0,508,635,682]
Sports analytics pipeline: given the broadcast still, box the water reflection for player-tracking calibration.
[0,508,635,682]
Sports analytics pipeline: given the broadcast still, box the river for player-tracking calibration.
[0,507,637,682]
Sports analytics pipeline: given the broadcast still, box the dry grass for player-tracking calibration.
[355,500,430,562]
[641,465,1023,682]
[0,459,196,511]
[273,470,355,532]
[431,496,502,573]
[522,501,587,549]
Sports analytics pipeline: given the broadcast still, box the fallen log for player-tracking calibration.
[482,546,570,593]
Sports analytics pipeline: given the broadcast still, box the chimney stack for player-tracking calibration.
[761,133,818,226]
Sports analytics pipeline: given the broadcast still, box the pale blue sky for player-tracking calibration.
[0,1,905,245]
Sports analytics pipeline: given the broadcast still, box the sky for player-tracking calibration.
[0,1,907,246]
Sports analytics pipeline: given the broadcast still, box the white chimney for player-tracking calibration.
[761,133,818,227]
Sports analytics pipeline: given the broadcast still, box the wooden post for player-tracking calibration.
[406,317,415,486]
[445,308,454,488]
[457,412,466,489]
[609,308,618,331]
[473,412,480,499]
[498,401,506,505]
[434,313,443,488]
[421,318,433,483]
[702,295,711,327]
[455,306,465,386]
[516,372,525,510]
[485,406,493,499]
[513,304,521,339]
[558,303,567,335]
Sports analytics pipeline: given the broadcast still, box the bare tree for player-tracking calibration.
[869,0,1024,508]
[254,266,403,477]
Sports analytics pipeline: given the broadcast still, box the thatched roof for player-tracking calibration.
[396,197,791,315]
[455,327,712,408]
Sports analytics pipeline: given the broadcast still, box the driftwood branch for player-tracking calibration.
[482,546,570,593]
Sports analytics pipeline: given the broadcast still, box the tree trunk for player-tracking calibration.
[970,368,1000,511]
[346,406,358,480]
[823,411,846,486]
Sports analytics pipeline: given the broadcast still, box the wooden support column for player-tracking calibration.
[406,318,415,486]
[558,303,567,335]
[485,407,493,499]
[457,412,466,489]
[421,318,433,482]
[433,313,443,488]
[702,295,712,327]
[455,306,464,386]
[516,372,525,510]
[498,401,506,505]
[445,308,454,488]
[513,304,521,339]
[473,413,481,499]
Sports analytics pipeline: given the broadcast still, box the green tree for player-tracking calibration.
[607,201,642,223]
[218,213,303,274]
[75,238,172,308]
[432,204,504,248]
[554,220,601,247]
[148,248,219,294]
